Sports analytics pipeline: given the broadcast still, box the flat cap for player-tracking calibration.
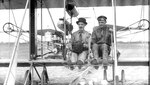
[97,15,107,21]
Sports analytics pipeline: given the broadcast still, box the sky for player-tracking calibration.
[0,5,149,43]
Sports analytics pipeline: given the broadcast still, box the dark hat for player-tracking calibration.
[76,18,87,25]
[97,15,107,21]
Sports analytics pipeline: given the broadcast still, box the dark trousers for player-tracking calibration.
[92,43,110,60]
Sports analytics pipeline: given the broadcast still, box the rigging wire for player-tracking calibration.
[2,29,61,57]
[2,0,20,43]
[2,22,49,43]
[2,22,29,42]
[8,2,18,27]
[118,5,149,58]
[2,21,61,54]
[2,1,30,42]
[3,0,29,84]
[42,0,57,31]
[117,29,148,38]
[117,19,149,37]
[8,0,11,59]
[139,5,147,57]
[92,7,97,26]
[2,3,31,42]
[2,22,53,51]
[117,19,149,32]
[40,0,44,58]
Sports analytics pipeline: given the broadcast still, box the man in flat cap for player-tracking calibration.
[69,17,91,70]
[91,15,112,67]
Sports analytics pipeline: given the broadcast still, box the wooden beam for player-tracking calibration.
[29,0,37,60]
[148,0,150,84]
[0,59,148,67]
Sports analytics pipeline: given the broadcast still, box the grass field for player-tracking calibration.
[0,42,149,85]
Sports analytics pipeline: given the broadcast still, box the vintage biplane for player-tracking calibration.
[0,0,149,85]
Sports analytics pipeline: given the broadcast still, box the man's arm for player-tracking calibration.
[83,32,91,48]
[91,30,97,44]
[109,27,114,44]
[70,33,75,43]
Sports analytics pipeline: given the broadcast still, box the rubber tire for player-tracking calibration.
[41,70,48,85]
[24,70,31,85]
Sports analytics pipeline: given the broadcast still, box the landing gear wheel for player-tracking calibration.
[24,70,31,85]
[121,70,125,85]
[41,70,49,85]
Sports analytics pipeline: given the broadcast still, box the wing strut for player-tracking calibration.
[29,0,37,60]
[111,0,118,85]
[148,0,150,84]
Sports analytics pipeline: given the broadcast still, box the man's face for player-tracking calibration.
[98,18,106,26]
[78,22,86,30]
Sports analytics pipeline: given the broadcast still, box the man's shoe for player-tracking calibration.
[67,60,72,65]
[91,59,98,65]
[77,60,84,69]
[78,65,82,69]
[94,66,99,70]
[76,60,84,65]
[70,65,75,70]
[91,59,100,70]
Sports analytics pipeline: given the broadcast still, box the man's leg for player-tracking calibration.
[101,44,109,66]
[69,52,78,70]
[77,51,88,69]
[92,43,99,59]
[91,44,100,69]
[70,52,78,63]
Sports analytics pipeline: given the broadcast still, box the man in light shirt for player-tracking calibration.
[69,17,91,69]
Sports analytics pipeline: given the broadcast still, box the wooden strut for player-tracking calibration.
[0,59,148,67]
[148,0,150,85]
[111,0,118,84]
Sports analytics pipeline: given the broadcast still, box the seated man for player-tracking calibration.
[91,15,113,66]
[69,18,91,69]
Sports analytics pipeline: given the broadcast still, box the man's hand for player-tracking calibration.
[83,43,88,47]
[67,43,72,50]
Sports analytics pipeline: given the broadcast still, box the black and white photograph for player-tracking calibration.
[0,0,149,85]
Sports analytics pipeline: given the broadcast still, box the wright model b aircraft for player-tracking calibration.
[0,0,149,85]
